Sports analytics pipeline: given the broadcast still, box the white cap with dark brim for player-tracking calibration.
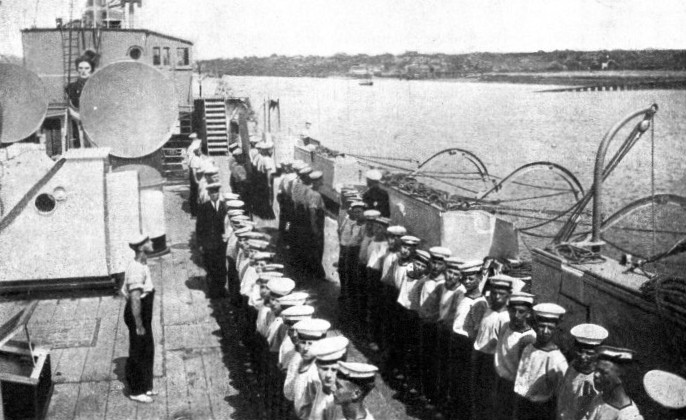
[570,323,608,346]
[311,336,350,362]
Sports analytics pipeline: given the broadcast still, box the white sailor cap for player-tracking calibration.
[234,226,253,237]
[226,200,245,208]
[277,291,309,307]
[387,225,407,236]
[128,233,149,248]
[489,275,513,291]
[374,217,390,226]
[415,249,431,263]
[227,209,244,216]
[189,132,198,139]
[363,209,381,219]
[267,277,296,297]
[230,215,250,222]
[643,370,686,410]
[457,259,482,273]
[282,305,315,324]
[246,239,270,250]
[292,161,307,171]
[228,141,240,150]
[294,318,331,340]
[206,182,222,192]
[224,192,241,201]
[400,235,420,246]
[309,170,323,181]
[337,362,379,380]
[429,246,452,260]
[250,251,275,261]
[231,148,244,156]
[204,165,219,175]
[570,323,608,346]
[298,166,313,175]
[508,292,536,307]
[444,257,463,269]
[365,169,382,181]
[597,345,636,364]
[257,272,283,283]
[243,231,269,240]
[256,141,273,150]
[350,201,366,209]
[311,336,349,362]
[262,263,285,272]
[533,302,566,320]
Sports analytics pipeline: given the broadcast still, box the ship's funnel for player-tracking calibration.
[0,63,48,143]
[80,60,177,158]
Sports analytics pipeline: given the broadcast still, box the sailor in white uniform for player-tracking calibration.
[326,362,379,420]
[557,323,608,420]
[307,336,350,420]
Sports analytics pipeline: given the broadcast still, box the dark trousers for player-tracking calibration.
[189,173,198,217]
[366,268,382,341]
[446,333,474,420]
[471,351,496,420]
[227,257,241,305]
[204,245,227,298]
[419,320,438,402]
[493,375,516,420]
[513,395,555,420]
[337,245,360,300]
[125,292,155,396]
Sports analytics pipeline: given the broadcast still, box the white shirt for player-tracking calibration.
[366,240,388,271]
[473,308,509,354]
[121,260,154,298]
[294,361,321,420]
[437,284,463,323]
[581,395,643,420]
[514,343,568,402]
[284,351,303,401]
[493,323,536,381]
[557,366,598,420]
[452,295,487,337]
[380,252,398,285]
[256,306,274,338]
[279,335,296,371]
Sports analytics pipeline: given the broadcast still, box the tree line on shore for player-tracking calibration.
[198,49,686,78]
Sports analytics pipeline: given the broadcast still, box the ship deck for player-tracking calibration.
[0,156,420,420]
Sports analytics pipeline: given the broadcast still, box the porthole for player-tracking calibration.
[128,46,143,60]
[35,193,56,214]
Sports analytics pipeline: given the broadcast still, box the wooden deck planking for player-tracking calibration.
[28,298,56,324]
[165,349,191,420]
[81,296,122,382]
[202,347,237,419]
[53,297,103,384]
[73,380,109,420]
[163,252,193,326]
[182,348,214,419]
[136,377,168,420]
[103,380,138,420]
[46,382,80,419]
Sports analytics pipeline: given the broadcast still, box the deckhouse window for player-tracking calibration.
[177,47,189,66]
[152,47,161,65]
[163,47,170,66]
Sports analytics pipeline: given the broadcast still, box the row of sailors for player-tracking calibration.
[217,193,380,419]
[334,202,650,420]
[274,160,327,279]
[198,168,685,420]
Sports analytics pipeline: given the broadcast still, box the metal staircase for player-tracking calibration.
[201,98,229,155]
[161,110,193,179]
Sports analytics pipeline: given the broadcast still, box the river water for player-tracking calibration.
[205,76,686,257]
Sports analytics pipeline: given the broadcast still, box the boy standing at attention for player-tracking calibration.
[471,277,512,419]
[513,303,568,420]
[557,323,608,420]
[492,291,537,420]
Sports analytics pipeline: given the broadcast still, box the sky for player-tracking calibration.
[1,0,685,59]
